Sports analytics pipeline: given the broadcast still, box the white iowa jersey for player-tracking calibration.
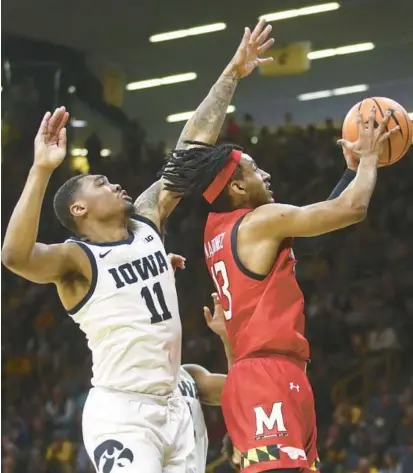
[179,367,208,473]
[66,216,182,395]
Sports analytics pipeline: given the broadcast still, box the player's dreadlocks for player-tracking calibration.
[162,140,243,211]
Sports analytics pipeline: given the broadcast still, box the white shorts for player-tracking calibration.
[82,387,196,473]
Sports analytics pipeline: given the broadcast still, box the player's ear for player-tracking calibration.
[70,200,87,218]
[229,179,246,196]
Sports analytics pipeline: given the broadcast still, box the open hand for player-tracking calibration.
[228,19,275,79]
[34,107,69,171]
[204,293,228,340]
[338,106,400,160]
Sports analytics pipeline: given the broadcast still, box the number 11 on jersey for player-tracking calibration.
[211,261,232,320]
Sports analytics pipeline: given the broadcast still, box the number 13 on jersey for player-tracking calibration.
[211,261,232,320]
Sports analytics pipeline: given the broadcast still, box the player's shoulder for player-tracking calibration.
[129,214,163,241]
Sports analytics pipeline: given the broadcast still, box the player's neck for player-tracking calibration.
[80,219,129,243]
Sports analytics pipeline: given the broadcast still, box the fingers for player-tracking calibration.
[211,292,221,307]
[238,27,251,50]
[250,18,266,43]
[167,253,186,270]
[47,107,67,141]
[203,306,213,325]
[367,105,376,130]
[58,128,67,149]
[337,139,355,151]
[356,109,364,136]
[36,111,51,138]
[255,24,272,46]
[257,38,275,55]
[379,125,400,142]
[376,109,392,135]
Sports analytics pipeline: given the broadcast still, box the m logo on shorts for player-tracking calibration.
[94,439,134,473]
[254,402,286,437]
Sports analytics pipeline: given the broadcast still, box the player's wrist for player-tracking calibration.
[29,164,55,179]
[359,153,380,165]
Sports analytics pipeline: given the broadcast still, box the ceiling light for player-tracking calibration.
[70,119,87,128]
[298,84,368,101]
[308,42,375,60]
[126,72,197,91]
[167,105,235,123]
[333,84,369,95]
[71,148,88,156]
[298,90,333,101]
[259,2,340,22]
[100,149,111,157]
[150,23,226,43]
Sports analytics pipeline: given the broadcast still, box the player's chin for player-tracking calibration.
[266,191,275,203]
[123,200,135,217]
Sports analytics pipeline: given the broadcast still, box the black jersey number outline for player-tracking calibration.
[141,282,172,324]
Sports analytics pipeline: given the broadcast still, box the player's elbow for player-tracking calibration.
[1,247,28,272]
[2,247,18,270]
[338,197,368,224]
[344,202,368,224]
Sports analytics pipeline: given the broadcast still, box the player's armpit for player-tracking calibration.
[134,179,180,230]
[246,198,366,239]
[2,241,86,285]
[182,364,226,406]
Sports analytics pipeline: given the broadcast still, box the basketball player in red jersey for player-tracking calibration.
[162,106,399,473]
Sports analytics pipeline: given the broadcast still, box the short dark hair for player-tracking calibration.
[53,174,88,233]
[162,140,243,211]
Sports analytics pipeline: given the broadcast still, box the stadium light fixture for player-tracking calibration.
[126,72,197,91]
[71,148,88,156]
[298,84,369,101]
[149,23,227,43]
[70,119,87,128]
[259,2,340,22]
[308,42,375,60]
[167,105,235,123]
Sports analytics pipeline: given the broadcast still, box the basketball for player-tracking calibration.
[342,97,412,167]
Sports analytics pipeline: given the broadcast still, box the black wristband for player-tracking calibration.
[327,168,356,201]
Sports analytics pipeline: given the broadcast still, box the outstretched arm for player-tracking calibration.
[183,364,226,406]
[134,20,274,230]
[246,107,399,239]
[2,108,83,284]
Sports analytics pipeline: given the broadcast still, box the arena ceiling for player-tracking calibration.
[3,0,413,148]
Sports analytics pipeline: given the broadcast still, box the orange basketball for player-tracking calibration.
[342,97,412,167]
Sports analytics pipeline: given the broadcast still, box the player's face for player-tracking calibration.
[237,154,274,207]
[71,175,134,222]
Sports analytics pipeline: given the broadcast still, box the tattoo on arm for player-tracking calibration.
[176,72,238,149]
[134,180,162,219]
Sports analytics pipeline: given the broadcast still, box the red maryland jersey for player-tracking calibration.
[204,208,309,364]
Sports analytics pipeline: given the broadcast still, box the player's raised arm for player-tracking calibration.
[246,107,400,239]
[2,108,84,284]
[134,19,274,230]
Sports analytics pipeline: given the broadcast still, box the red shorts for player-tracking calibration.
[221,356,320,473]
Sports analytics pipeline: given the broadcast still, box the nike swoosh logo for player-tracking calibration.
[99,250,112,258]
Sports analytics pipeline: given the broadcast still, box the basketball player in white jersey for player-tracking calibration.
[2,20,274,473]
[177,293,233,473]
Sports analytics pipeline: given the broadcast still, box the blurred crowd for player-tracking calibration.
[2,86,413,473]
